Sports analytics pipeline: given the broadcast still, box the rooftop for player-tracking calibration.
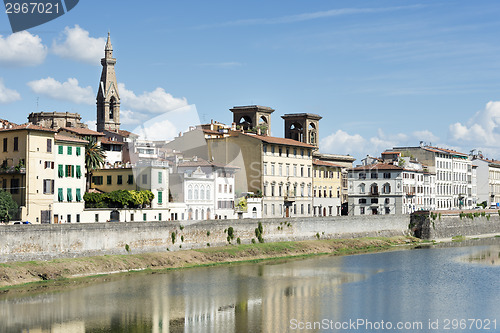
[241,132,315,148]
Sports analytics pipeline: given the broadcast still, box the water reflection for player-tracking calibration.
[464,246,500,265]
[1,238,500,332]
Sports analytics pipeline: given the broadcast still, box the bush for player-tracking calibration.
[84,189,155,208]
[0,190,18,222]
[251,238,256,244]
[207,230,211,237]
[237,237,241,244]
[171,232,176,244]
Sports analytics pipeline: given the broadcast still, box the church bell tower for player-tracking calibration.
[96,32,120,132]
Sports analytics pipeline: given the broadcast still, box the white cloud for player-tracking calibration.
[413,130,439,143]
[448,101,500,148]
[85,120,96,131]
[132,105,200,141]
[118,83,188,113]
[0,79,21,104]
[0,31,47,66]
[52,25,105,65]
[120,109,144,125]
[320,129,367,156]
[27,77,94,105]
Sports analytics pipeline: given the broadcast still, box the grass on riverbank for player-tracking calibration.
[0,236,420,291]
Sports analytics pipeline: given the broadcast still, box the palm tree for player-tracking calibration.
[85,136,106,191]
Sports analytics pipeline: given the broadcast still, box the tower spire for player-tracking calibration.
[96,32,120,133]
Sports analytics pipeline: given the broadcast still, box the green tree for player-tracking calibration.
[85,136,106,191]
[0,190,18,222]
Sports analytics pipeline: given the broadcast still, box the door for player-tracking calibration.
[54,215,59,224]
[285,206,289,218]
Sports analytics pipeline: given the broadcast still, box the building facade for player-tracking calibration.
[312,159,342,216]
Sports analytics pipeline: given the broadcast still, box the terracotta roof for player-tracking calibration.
[202,129,223,135]
[101,138,125,145]
[60,127,105,136]
[0,123,57,133]
[313,159,343,168]
[381,151,400,155]
[427,146,468,156]
[241,133,315,148]
[118,129,137,137]
[54,134,88,144]
[349,163,403,171]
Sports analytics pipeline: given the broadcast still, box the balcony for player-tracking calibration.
[284,195,296,202]
[0,166,26,175]
[369,191,379,196]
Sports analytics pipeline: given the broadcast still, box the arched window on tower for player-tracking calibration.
[109,97,116,120]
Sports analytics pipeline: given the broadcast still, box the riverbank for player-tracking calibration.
[0,236,420,290]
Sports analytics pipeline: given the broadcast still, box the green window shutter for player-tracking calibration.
[58,188,63,202]
[158,172,162,183]
[117,175,122,185]
[71,165,75,178]
[67,188,72,202]
[67,146,72,155]
[58,165,63,178]
[76,188,81,202]
[76,147,81,156]
[58,145,63,154]
[76,165,81,178]
[107,175,112,185]
[65,165,69,177]
[127,175,133,184]
[158,191,163,204]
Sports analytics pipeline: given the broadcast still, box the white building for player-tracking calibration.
[471,155,500,207]
[53,134,86,223]
[348,154,435,215]
[388,145,476,210]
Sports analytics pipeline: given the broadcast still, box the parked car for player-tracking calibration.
[13,221,31,224]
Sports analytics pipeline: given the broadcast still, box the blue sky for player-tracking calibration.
[1,1,500,161]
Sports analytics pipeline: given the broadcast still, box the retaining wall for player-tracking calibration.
[0,215,410,262]
[410,210,500,240]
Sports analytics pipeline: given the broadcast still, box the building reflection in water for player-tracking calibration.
[0,255,376,332]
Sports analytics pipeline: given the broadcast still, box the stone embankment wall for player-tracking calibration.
[410,210,500,240]
[0,215,410,262]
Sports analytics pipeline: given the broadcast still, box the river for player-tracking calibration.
[1,238,499,332]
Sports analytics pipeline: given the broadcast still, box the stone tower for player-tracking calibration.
[230,105,274,136]
[281,113,322,147]
[96,32,120,132]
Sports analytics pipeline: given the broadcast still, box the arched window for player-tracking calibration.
[206,186,211,200]
[194,185,199,200]
[109,97,116,119]
[359,183,365,193]
[370,183,378,195]
[200,186,205,200]
[383,183,391,194]
[188,186,193,200]
[252,207,257,218]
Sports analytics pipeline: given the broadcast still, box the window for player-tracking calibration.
[194,186,199,199]
[271,146,275,154]
[76,214,80,223]
[142,174,148,184]
[294,165,297,176]
[371,198,378,204]
[158,172,162,183]
[143,213,147,221]
[76,147,81,156]
[66,165,74,177]
[130,214,134,221]
[279,147,282,156]
[359,173,366,179]
[279,164,282,176]
[200,187,205,199]
[224,184,228,193]
[385,207,390,214]
[188,186,193,200]
[383,183,391,194]
[95,214,99,222]
[58,145,63,154]
[127,175,134,184]
[383,172,391,179]
[263,163,267,175]
[263,145,267,153]
[67,146,72,155]
[286,148,289,157]
[67,188,73,202]
[360,207,365,215]
[359,183,365,193]
[2,138,6,152]
[76,188,82,202]
[229,185,232,193]
[58,165,64,178]
[13,137,18,151]
[300,166,304,177]
[67,215,71,223]
[117,175,122,185]
[219,184,222,193]
[158,213,162,221]
[107,175,112,185]
[371,172,378,179]
[271,164,275,176]
[294,149,297,156]
[158,191,163,204]
[92,176,103,185]
[206,186,211,199]
[2,179,6,190]
[76,165,82,178]
[359,198,367,204]
[58,188,63,202]
[10,179,19,194]
[301,149,304,157]
[43,179,54,194]
[370,184,378,195]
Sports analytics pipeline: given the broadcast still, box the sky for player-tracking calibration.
[1,1,500,162]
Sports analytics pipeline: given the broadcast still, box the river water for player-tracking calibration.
[1,238,499,333]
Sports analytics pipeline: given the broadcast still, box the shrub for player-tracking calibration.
[237,237,241,244]
[207,243,210,247]
[179,225,184,230]
[171,232,176,244]
[228,226,234,239]
[181,235,184,242]
[207,230,211,237]
[251,238,256,244]
[125,244,130,252]
[316,233,320,240]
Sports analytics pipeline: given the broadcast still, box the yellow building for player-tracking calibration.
[0,124,56,223]
[312,159,343,216]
